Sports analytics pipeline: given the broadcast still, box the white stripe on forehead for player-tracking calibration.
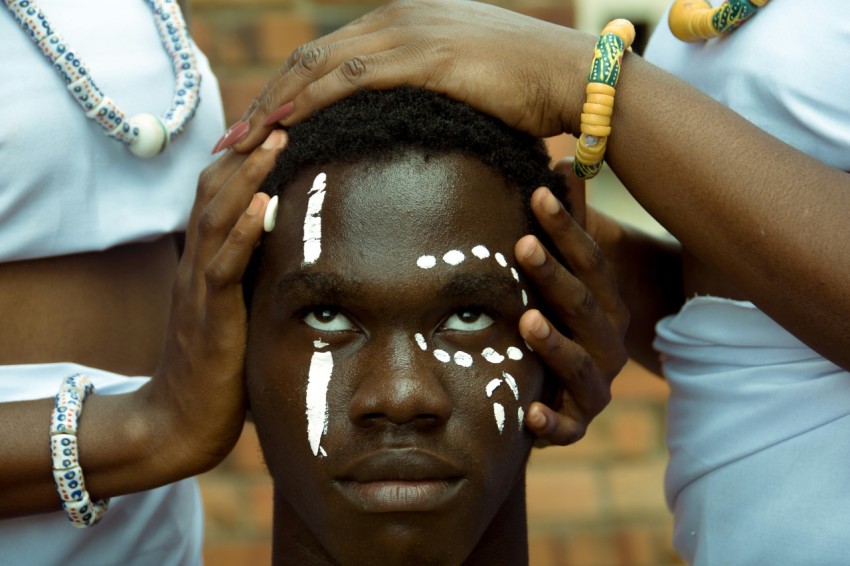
[306,350,333,457]
[302,173,328,266]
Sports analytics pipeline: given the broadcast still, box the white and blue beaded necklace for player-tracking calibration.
[2,0,202,158]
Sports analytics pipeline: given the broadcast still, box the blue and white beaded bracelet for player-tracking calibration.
[50,374,110,528]
[2,0,201,158]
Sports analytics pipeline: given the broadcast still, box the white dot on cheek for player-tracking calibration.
[494,253,508,268]
[414,333,428,351]
[482,347,505,364]
[506,346,524,361]
[510,267,520,282]
[453,351,473,367]
[433,349,451,363]
[522,289,528,306]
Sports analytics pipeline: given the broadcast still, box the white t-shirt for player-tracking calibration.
[646,2,850,564]
[0,0,225,261]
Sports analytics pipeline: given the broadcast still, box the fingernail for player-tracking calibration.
[528,407,547,429]
[520,238,546,267]
[263,101,295,127]
[543,189,561,215]
[246,193,263,216]
[263,195,279,233]
[212,120,250,154]
[262,129,286,150]
[528,311,551,340]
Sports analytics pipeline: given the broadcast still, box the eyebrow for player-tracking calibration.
[276,271,518,303]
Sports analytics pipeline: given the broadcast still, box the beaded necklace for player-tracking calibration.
[668,0,770,42]
[2,0,201,158]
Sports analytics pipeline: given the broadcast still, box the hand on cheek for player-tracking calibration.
[515,187,629,446]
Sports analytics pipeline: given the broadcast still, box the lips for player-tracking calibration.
[333,448,466,512]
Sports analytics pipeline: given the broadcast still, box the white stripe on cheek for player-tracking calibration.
[517,407,525,431]
[494,252,508,268]
[306,350,333,457]
[493,403,506,434]
[502,372,519,400]
[302,172,327,265]
[485,378,502,397]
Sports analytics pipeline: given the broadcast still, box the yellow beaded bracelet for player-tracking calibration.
[573,19,635,180]
[668,0,769,43]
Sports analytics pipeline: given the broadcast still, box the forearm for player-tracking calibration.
[592,211,683,375]
[578,54,850,370]
[0,387,198,518]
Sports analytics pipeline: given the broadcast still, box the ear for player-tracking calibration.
[553,157,587,229]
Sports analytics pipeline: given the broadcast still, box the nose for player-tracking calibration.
[348,332,452,430]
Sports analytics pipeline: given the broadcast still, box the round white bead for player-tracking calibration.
[128,113,168,158]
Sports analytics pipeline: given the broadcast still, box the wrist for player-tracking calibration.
[556,31,597,138]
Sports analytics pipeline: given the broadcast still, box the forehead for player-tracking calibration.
[266,153,528,280]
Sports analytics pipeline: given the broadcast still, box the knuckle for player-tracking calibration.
[577,285,597,316]
[580,240,606,273]
[295,44,329,75]
[341,56,369,84]
[197,207,224,237]
[204,262,227,289]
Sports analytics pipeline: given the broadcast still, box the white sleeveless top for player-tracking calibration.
[0,0,225,262]
[646,2,850,564]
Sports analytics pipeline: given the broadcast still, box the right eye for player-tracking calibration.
[303,308,356,332]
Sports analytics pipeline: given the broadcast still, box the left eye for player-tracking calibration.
[303,308,356,332]
[441,309,495,332]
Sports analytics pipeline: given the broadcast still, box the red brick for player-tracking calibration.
[562,531,617,566]
[256,14,317,64]
[609,407,660,457]
[612,361,670,401]
[605,460,669,517]
[249,480,275,532]
[198,476,242,531]
[218,73,272,125]
[203,542,272,566]
[526,466,601,522]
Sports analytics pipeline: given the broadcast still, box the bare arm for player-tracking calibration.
[0,137,283,518]
[228,0,850,371]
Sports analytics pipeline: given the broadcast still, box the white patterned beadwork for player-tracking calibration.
[2,0,201,158]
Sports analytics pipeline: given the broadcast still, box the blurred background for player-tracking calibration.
[190,1,682,564]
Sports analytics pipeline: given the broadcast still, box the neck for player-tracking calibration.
[271,480,529,566]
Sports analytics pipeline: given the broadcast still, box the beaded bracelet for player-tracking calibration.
[50,374,109,528]
[572,19,635,180]
[668,0,769,43]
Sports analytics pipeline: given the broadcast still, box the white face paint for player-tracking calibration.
[506,346,524,361]
[494,252,508,268]
[482,347,505,364]
[493,403,506,434]
[433,349,451,363]
[502,372,519,400]
[517,407,525,431]
[510,267,520,282]
[453,351,473,367]
[314,340,329,349]
[302,173,328,266]
[521,289,528,307]
[414,333,428,351]
[485,378,502,397]
[306,350,333,457]
[443,250,465,266]
[416,255,437,269]
[471,245,490,259]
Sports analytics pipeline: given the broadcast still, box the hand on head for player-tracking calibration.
[213,0,595,155]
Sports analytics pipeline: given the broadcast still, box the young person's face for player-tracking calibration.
[246,152,547,565]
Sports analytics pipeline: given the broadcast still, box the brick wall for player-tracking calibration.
[190,1,681,564]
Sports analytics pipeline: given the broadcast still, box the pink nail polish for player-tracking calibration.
[263,101,295,127]
[211,120,250,154]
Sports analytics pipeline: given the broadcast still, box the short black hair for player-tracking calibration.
[260,87,567,222]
